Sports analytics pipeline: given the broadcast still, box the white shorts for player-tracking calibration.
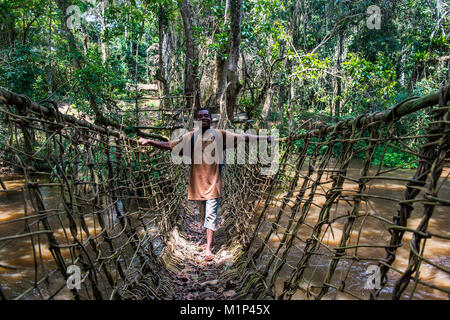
[196,198,221,231]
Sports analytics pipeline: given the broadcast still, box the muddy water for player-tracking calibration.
[0,174,154,300]
[0,175,71,299]
[253,160,450,300]
[1,160,449,300]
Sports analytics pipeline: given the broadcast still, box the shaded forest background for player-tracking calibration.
[0,0,449,167]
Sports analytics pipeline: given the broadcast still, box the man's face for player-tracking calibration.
[197,110,212,129]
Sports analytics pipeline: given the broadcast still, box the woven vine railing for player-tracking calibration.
[0,85,448,300]
[223,85,449,300]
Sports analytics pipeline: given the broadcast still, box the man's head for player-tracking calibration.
[196,108,212,129]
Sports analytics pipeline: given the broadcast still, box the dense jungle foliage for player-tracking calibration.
[0,0,448,168]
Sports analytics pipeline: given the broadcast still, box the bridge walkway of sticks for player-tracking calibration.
[0,85,448,300]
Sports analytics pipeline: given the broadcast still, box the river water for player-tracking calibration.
[0,160,449,299]
[252,160,450,300]
[0,174,158,299]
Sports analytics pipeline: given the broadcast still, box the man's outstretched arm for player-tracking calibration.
[222,130,273,150]
[139,138,171,150]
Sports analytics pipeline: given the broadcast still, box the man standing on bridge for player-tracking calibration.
[139,108,272,261]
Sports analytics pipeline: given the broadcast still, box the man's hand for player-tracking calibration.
[139,137,150,146]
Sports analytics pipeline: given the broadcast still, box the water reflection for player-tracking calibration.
[1,159,448,299]
[0,175,161,299]
[252,160,450,300]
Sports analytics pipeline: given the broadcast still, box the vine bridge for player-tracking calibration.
[0,86,449,300]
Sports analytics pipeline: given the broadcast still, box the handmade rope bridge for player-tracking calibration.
[0,85,448,300]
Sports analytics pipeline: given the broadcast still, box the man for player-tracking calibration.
[139,108,272,261]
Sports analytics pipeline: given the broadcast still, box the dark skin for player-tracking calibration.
[139,110,273,147]
[139,110,272,257]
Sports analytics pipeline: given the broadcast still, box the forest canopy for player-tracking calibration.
[0,0,448,149]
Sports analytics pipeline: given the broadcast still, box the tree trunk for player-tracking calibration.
[157,5,171,109]
[55,0,115,127]
[216,53,228,122]
[332,28,343,118]
[100,0,107,63]
[0,13,17,47]
[179,0,201,111]
[225,0,243,121]
[278,0,302,110]
[48,9,53,95]
[262,86,273,118]
[400,44,406,87]
[134,20,144,84]
[22,13,42,45]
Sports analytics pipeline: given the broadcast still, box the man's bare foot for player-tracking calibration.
[204,251,215,261]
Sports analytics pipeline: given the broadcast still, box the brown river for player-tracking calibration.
[0,160,449,300]
[254,160,450,300]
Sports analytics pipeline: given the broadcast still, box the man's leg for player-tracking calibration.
[205,228,214,254]
[203,198,220,258]
[196,200,210,249]
[197,200,206,226]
